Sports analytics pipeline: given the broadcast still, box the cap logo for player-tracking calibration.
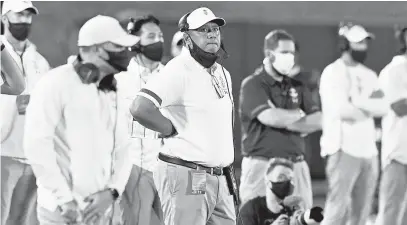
[203,9,208,15]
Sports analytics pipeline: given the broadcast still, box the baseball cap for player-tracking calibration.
[2,1,39,15]
[78,15,140,47]
[340,25,375,43]
[172,31,184,46]
[180,7,226,30]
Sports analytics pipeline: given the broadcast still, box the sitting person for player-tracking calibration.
[239,158,324,225]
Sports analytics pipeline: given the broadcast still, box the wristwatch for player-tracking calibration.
[108,188,119,200]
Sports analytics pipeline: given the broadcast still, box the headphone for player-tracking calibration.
[337,22,354,52]
[73,56,100,84]
[394,24,407,54]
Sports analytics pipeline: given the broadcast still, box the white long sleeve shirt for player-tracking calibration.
[319,58,385,158]
[24,63,132,211]
[115,57,164,172]
[1,35,50,160]
[378,55,407,168]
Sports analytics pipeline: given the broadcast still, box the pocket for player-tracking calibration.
[166,164,179,195]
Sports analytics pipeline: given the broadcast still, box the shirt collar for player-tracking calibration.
[1,35,35,54]
[127,56,164,74]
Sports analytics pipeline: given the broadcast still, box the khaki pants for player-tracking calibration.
[375,160,407,225]
[120,165,163,225]
[37,202,122,225]
[239,156,313,209]
[1,156,38,225]
[322,151,379,225]
[153,160,236,225]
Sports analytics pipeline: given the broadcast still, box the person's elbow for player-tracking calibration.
[130,96,157,122]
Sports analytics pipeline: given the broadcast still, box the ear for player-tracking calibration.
[264,49,275,61]
[1,15,8,24]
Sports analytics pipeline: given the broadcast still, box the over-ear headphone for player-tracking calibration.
[72,56,100,84]
[338,22,354,52]
[178,12,191,32]
[394,24,407,54]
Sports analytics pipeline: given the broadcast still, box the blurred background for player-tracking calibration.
[2,0,406,212]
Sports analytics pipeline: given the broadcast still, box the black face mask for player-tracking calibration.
[140,42,164,62]
[188,37,219,68]
[8,22,31,41]
[270,180,294,200]
[105,50,131,72]
[350,49,367,64]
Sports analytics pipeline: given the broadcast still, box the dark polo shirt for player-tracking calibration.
[239,67,320,159]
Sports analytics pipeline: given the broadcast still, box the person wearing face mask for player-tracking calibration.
[130,7,237,225]
[239,158,324,225]
[1,2,51,225]
[115,14,165,225]
[24,15,138,225]
[319,23,388,225]
[239,30,321,209]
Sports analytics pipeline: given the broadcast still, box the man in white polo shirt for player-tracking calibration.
[116,14,164,225]
[319,23,388,225]
[375,26,407,225]
[130,7,237,225]
[24,15,138,225]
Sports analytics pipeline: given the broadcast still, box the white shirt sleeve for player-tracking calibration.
[379,65,407,104]
[24,74,74,206]
[137,65,186,107]
[106,92,132,195]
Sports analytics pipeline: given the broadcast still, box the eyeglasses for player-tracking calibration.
[193,26,220,34]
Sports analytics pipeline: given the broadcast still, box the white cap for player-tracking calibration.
[78,15,140,47]
[172,31,184,46]
[339,25,375,43]
[2,1,39,15]
[181,7,225,30]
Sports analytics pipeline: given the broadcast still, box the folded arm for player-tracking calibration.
[319,66,369,122]
[24,76,74,206]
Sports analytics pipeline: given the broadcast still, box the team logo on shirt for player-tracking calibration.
[289,87,299,104]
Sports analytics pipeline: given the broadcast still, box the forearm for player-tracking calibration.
[353,98,389,117]
[338,102,369,121]
[286,112,322,134]
[131,97,174,136]
[258,108,303,128]
[1,46,25,95]
[107,144,132,195]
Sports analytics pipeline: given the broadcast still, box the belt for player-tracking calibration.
[158,153,224,176]
[249,155,305,163]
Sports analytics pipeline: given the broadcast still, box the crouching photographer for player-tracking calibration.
[239,158,324,225]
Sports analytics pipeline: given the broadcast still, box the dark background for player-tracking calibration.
[1,1,403,180]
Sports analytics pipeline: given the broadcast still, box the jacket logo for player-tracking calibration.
[289,87,299,104]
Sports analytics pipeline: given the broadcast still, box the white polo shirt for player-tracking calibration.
[137,48,235,167]
[115,57,164,172]
[319,59,379,158]
[379,56,407,168]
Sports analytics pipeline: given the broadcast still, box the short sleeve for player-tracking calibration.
[300,85,321,114]
[239,77,271,120]
[379,66,407,103]
[137,65,185,108]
